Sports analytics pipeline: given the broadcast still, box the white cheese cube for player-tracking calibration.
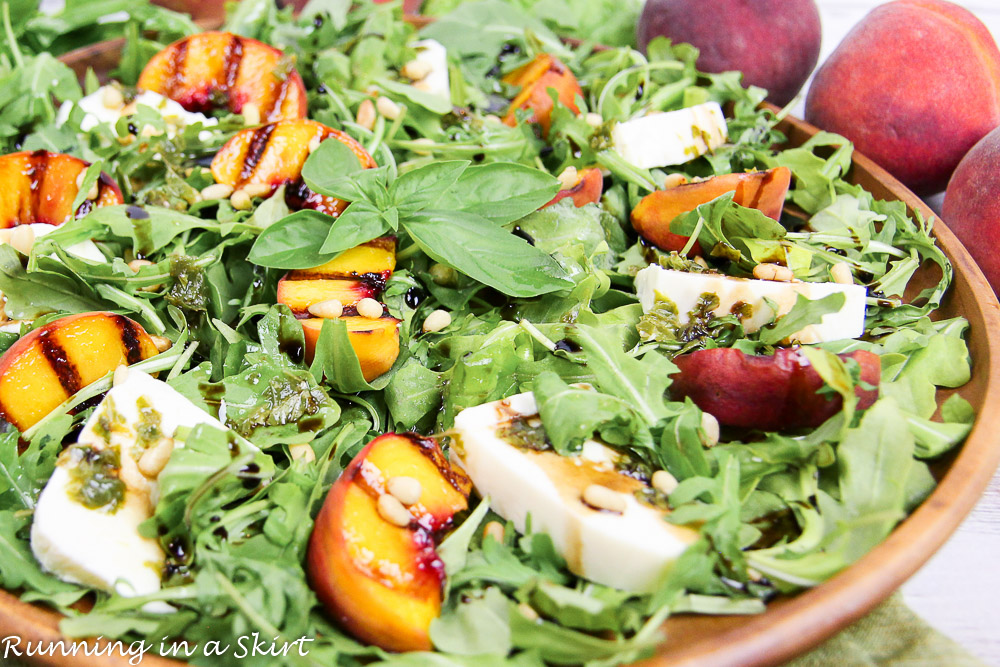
[410,39,451,101]
[56,86,217,139]
[611,102,728,169]
[451,391,698,593]
[635,265,867,343]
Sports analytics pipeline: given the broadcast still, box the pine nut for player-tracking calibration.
[651,470,679,496]
[86,181,100,201]
[308,298,344,319]
[377,493,411,527]
[409,138,435,156]
[289,443,316,463]
[483,114,502,124]
[387,476,422,506]
[101,85,124,109]
[518,603,540,621]
[582,484,627,514]
[556,166,579,190]
[112,365,130,387]
[830,261,853,285]
[138,437,174,478]
[422,309,452,333]
[8,225,35,255]
[150,335,172,353]
[753,262,793,282]
[128,258,153,272]
[230,189,253,211]
[242,102,261,126]
[693,256,710,269]
[584,112,603,128]
[356,297,383,319]
[483,521,505,543]
[663,173,689,189]
[376,96,402,120]
[75,170,87,188]
[700,411,720,448]
[201,183,234,200]
[401,59,433,81]
[308,135,323,153]
[356,99,376,130]
[242,183,273,198]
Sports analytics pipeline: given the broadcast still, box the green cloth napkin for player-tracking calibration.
[786,594,987,667]
[0,594,987,666]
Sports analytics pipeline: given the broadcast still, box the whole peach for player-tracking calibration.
[943,126,1000,293]
[637,0,822,107]
[805,0,1000,195]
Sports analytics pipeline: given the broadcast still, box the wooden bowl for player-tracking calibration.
[4,33,999,667]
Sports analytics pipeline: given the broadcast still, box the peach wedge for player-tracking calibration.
[503,53,582,135]
[0,312,159,431]
[137,31,308,122]
[211,119,377,217]
[544,167,603,208]
[0,151,122,227]
[307,433,472,652]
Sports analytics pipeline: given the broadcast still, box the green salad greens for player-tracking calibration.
[0,0,975,665]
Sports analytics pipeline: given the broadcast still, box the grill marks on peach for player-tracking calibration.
[239,124,277,182]
[0,151,123,227]
[36,330,82,396]
[223,34,244,92]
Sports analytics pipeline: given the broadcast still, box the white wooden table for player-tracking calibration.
[809,3,1000,665]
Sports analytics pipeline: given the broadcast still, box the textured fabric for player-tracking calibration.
[785,594,987,667]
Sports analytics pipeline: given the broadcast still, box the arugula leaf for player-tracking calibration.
[756,292,846,346]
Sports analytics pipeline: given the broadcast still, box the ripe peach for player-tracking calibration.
[0,313,158,431]
[631,167,791,255]
[211,119,377,218]
[943,126,1000,293]
[503,54,582,135]
[544,167,603,208]
[307,433,472,652]
[137,31,307,122]
[805,0,1000,195]
[0,151,122,227]
[300,316,400,382]
[637,0,821,106]
[670,348,881,431]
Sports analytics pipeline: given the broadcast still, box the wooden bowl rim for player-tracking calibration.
[2,33,999,667]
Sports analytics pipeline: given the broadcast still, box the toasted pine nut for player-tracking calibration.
[377,493,411,527]
[556,166,579,190]
[140,124,163,138]
[582,484,627,514]
[0,229,10,245]
[8,226,35,255]
[422,309,451,333]
[409,138,435,156]
[753,262,793,282]
[76,170,87,189]
[289,443,316,463]
[101,85,124,110]
[112,365,130,387]
[401,59,433,81]
[242,183,273,198]
[150,335,172,353]
[356,297,383,319]
[308,135,323,153]
[242,102,261,126]
[662,173,689,189]
[693,256,710,269]
[651,470,679,496]
[308,298,344,319]
[138,437,174,478]
[830,262,854,285]
[376,96,402,120]
[86,181,100,201]
[518,603,540,621]
[128,259,153,272]
[387,476,422,506]
[230,189,252,211]
[483,521,505,543]
[584,112,603,128]
[356,99,376,130]
[700,412,720,448]
[201,183,234,201]
[483,114,503,124]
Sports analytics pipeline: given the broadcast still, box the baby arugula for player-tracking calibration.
[248,138,572,297]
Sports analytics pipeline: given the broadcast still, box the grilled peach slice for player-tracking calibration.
[544,167,603,208]
[277,278,380,315]
[670,347,880,431]
[307,433,472,652]
[0,312,158,431]
[211,119,377,217]
[503,53,582,135]
[287,236,396,280]
[632,167,792,255]
[301,316,400,381]
[137,31,307,122]
[0,151,122,227]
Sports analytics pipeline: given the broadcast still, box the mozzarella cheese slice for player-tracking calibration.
[635,265,868,343]
[451,391,698,593]
[30,369,234,610]
[611,102,728,169]
[410,39,451,100]
[56,86,218,139]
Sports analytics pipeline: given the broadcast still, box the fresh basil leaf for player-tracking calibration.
[248,209,335,269]
[403,209,570,297]
[301,137,366,201]
[391,160,469,213]
[437,163,561,225]
[757,292,846,346]
[319,201,390,255]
